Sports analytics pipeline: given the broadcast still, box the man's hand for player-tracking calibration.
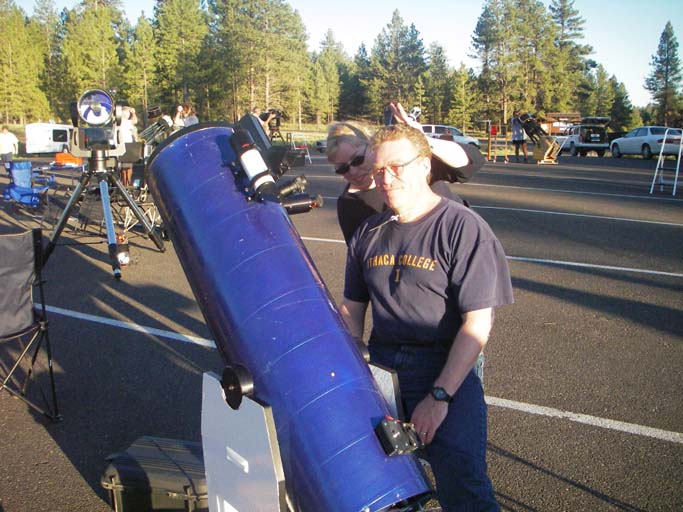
[412,308,493,444]
[411,394,449,445]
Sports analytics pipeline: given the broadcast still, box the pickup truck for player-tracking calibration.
[558,117,611,157]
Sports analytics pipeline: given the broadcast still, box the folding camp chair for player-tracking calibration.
[0,228,61,421]
[2,161,54,219]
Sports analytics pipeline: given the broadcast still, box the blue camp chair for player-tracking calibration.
[3,161,54,211]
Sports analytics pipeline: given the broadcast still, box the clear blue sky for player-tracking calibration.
[17,0,682,107]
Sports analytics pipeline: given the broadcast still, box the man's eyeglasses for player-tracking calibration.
[372,153,423,179]
[334,147,366,175]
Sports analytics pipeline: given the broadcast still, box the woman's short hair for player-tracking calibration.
[326,121,373,159]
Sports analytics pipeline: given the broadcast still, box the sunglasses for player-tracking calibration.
[334,147,367,175]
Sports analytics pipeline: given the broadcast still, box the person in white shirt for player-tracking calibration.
[119,107,138,187]
[0,126,19,171]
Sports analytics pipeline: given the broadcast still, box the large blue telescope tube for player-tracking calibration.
[146,124,431,512]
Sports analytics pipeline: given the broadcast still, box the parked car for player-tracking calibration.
[421,124,480,148]
[610,126,683,159]
[561,117,610,157]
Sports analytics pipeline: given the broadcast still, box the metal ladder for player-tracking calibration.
[286,133,313,164]
[650,128,682,196]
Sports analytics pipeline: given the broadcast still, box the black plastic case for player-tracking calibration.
[101,436,208,512]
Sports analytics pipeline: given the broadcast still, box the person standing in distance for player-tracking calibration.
[340,123,513,511]
[172,105,185,132]
[511,110,528,163]
[0,126,19,171]
[119,106,138,187]
[251,107,276,133]
[182,103,199,126]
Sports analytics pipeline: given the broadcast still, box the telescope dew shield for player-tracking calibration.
[146,124,431,512]
[230,128,277,199]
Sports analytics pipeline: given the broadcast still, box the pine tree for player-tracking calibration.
[340,44,372,120]
[154,0,208,108]
[424,43,450,123]
[575,61,598,116]
[276,7,310,128]
[548,0,592,112]
[310,31,345,124]
[513,0,556,114]
[471,0,515,126]
[0,0,50,123]
[447,64,478,132]
[60,3,125,102]
[122,14,157,124]
[32,0,62,117]
[368,10,427,120]
[645,21,682,126]
[203,0,246,121]
[628,107,644,130]
[204,0,309,122]
[594,64,614,117]
[609,76,634,132]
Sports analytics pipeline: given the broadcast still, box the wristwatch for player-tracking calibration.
[431,386,453,403]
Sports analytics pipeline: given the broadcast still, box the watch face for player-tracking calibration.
[432,387,451,402]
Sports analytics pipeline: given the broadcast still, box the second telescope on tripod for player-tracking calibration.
[44,89,166,280]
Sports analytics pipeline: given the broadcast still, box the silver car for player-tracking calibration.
[421,124,480,148]
[610,126,682,159]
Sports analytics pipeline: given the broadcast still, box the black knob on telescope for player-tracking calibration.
[221,365,254,410]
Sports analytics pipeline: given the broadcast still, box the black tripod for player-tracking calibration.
[268,121,284,142]
[44,148,165,279]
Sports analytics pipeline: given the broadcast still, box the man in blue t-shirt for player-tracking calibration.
[340,123,513,512]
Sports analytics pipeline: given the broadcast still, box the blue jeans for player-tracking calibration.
[369,343,499,512]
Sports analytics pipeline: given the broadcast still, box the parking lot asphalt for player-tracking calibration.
[1,151,682,512]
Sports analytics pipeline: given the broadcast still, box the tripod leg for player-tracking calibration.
[43,171,92,264]
[97,174,122,280]
[110,174,166,252]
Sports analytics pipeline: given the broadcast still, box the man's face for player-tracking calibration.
[371,138,429,211]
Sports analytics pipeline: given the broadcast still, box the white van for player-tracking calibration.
[25,123,73,154]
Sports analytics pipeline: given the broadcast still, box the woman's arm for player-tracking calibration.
[389,102,482,182]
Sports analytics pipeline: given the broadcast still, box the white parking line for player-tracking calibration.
[474,205,683,227]
[507,256,683,278]
[45,305,683,446]
[486,397,683,444]
[46,305,216,348]
[300,236,683,278]
[464,182,683,202]
[318,196,682,228]
[323,196,683,227]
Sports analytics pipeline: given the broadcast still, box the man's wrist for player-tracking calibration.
[430,386,453,403]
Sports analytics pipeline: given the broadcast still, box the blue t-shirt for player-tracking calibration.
[344,199,513,346]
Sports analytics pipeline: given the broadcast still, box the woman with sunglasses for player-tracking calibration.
[327,102,483,245]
